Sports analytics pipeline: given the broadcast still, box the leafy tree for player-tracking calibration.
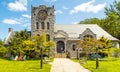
[8,29,30,57]
[32,33,46,69]
[112,48,120,57]
[22,40,36,59]
[77,37,112,58]
[43,41,55,58]
[103,1,120,40]
[98,36,113,57]
[32,33,46,52]
[77,38,100,58]
[0,39,7,57]
[79,18,101,24]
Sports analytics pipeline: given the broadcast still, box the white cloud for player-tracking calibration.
[8,0,27,11]
[3,15,30,26]
[72,21,79,24]
[55,10,63,14]
[44,0,57,2]
[3,19,21,25]
[70,0,106,14]
[62,6,68,10]
[22,23,30,27]
[22,14,31,18]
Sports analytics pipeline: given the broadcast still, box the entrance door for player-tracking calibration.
[57,41,65,53]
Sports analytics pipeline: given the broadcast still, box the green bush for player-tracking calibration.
[111,48,120,58]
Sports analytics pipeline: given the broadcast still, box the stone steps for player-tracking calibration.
[54,53,66,58]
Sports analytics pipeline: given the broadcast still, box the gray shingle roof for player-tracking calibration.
[54,24,118,40]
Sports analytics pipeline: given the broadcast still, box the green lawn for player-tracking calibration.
[0,58,52,72]
[72,58,120,72]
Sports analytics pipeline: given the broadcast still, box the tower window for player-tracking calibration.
[41,22,44,29]
[47,22,50,29]
[36,22,39,29]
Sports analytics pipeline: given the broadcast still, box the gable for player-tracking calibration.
[79,28,96,39]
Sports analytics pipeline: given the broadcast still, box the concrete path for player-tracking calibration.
[50,58,91,72]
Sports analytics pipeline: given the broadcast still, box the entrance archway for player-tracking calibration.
[57,41,65,53]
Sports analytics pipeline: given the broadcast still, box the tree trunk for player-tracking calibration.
[40,47,43,69]
[96,48,99,69]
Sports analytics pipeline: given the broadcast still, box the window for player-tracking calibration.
[73,45,76,51]
[36,22,39,29]
[83,34,93,40]
[50,13,52,16]
[41,22,44,29]
[47,22,50,29]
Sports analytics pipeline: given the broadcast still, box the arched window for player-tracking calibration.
[46,34,50,41]
[36,22,39,29]
[47,22,50,29]
[41,22,44,29]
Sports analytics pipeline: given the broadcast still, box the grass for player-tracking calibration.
[72,58,120,72]
[0,58,52,72]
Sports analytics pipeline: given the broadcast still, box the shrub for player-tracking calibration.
[111,48,120,57]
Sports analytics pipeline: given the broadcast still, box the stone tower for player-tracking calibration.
[31,5,55,40]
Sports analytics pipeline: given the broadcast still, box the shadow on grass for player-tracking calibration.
[28,67,40,70]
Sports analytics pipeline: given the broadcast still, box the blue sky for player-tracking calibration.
[0,0,118,40]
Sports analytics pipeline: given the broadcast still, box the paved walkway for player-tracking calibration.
[50,58,91,72]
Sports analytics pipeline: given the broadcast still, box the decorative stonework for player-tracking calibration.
[31,5,55,40]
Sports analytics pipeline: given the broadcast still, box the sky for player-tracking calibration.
[0,0,118,40]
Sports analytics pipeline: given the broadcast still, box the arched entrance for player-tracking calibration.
[57,41,65,53]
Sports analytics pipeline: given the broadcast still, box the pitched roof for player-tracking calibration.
[4,31,16,45]
[54,24,118,40]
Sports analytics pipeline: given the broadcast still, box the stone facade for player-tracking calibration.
[31,5,55,40]
[31,5,119,58]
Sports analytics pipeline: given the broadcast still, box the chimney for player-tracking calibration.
[8,28,13,33]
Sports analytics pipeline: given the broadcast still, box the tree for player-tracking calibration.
[0,39,7,57]
[22,40,36,59]
[8,29,30,59]
[77,38,102,69]
[32,33,46,69]
[98,36,113,57]
[43,41,55,58]
[79,18,101,24]
[103,1,120,40]
[77,38,100,58]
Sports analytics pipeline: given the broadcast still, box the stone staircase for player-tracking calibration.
[54,53,66,58]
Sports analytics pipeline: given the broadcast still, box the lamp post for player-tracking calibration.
[61,47,63,58]
[37,45,43,69]
[77,48,79,59]
[96,45,99,69]
[40,46,43,69]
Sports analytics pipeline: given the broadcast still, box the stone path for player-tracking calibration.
[50,58,91,72]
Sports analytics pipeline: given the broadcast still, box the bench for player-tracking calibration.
[44,57,50,64]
